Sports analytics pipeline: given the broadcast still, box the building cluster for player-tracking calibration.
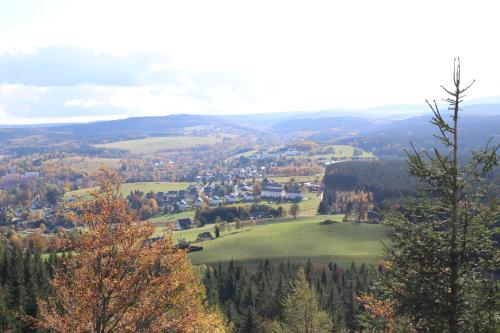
[0,170,40,189]
[194,166,260,184]
[260,182,304,201]
[149,179,308,216]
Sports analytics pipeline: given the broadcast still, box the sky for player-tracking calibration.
[0,0,500,124]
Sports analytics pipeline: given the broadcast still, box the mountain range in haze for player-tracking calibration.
[0,102,498,157]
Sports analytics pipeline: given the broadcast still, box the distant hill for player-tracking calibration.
[1,103,498,156]
[268,104,500,155]
[0,114,244,143]
[271,117,385,134]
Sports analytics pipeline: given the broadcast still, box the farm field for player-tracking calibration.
[65,181,191,200]
[187,215,388,266]
[94,135,231,154]
[267,175,323,183]
[226,196,322,215]
[292,145,374,161]
[280,196,321,215]
[227,149,259,160]
[151,210,195,226]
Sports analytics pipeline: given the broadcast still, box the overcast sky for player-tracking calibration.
[0,0,499,124]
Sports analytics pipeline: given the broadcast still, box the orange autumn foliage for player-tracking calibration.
[357,293,395,333]
[38,170,225,333]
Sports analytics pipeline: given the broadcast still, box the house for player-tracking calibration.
[261,188,283,199]
[178,200,188,210]
[178,218,193,230]
[167,191,178,199]
[1,173,21,183]
[284,150,300,156]
[261,182,284,199]
[263,182,282,190]
[241,185,254,192]
[195,197,204,207]
[227,193,238,203]
[209,196,221,206]
[242,193,254,202]
[187,185,199,196]
[196,232,214,242]
[204,185,214,196]
[178,190,187,199]
[284,190,304,201]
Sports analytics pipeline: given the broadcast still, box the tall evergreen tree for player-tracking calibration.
[280,267,332,333]
[383,59,499,332]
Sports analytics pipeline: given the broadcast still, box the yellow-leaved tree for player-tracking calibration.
[38,170,225,333]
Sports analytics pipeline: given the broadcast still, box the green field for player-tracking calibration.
[226,196,321,214]
[65,182,191,200]
[267,175,323,183]
[184,215,388,265]
[227,149,259,160]
[94,135,231,154]
[151,210,195,226]
[292,145,374,161]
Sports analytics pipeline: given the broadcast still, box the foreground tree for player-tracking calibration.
[38,171,225,333]
[383,59,499,332]
[289,203,300,220]
[272,267,332,333]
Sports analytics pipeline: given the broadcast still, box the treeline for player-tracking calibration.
[318,191,375,222]
[195,204,284,226]
[0,241,60,332]
[5,143,127,159]
[320,160,415,211]
[204,259,378,332]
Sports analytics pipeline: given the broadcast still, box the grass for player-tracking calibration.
[94,135,230,154]
[292,145,374,161]
[280,196,322,215]
[151,210,195,225]
[267,175,323,183]
[186,215,388,265]
[227,149,259,160]
[65,182,191,200]
[227,196,321,215]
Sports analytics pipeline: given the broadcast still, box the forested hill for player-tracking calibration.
[0,103,498,154]
[0,114,243,142]
[319,160,415,214]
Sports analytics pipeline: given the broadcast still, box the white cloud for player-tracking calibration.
[0,0,500,123]
[65,99,106,108]
[0,104,7,118]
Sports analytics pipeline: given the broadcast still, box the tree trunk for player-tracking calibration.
[448,64,461,333]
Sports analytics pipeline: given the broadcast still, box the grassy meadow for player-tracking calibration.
[267,175,323,183]
[94,135,229,154]
[181,215,388,266]
[292,145,374,161]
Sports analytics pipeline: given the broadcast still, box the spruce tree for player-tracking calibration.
[383,59,499,332]
[281,267,332,333]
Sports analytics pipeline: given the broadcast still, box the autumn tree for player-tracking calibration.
[357,293,396,333]
[289,203,300,220]
[235,218,242,231]
[383,59,499,332]
[38,170,225,333]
